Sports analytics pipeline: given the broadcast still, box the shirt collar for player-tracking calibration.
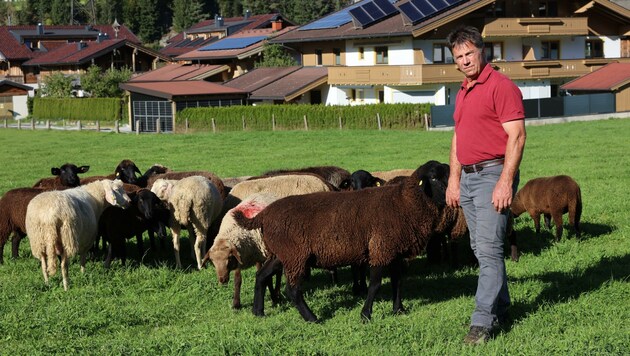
[459,63,493,90]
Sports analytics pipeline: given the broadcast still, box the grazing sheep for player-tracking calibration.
[151,176,223,270]
[372,169,415,182]
[202,192,282,309]
[0,188,48,263]
[224,174,335,212]
[511,175,582,242]
[99,189,170,268]
[25,180,131,290]
[147,170,227,200]
[32,163,90,189]
[234,161,447,322]
[259,166,352,191]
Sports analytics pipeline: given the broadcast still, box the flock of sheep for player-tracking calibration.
[0,159,582,321]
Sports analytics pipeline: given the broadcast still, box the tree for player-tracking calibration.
[217,0,242,17]
[50,0,70,25]
[136,0,161,43]
[80,65,132,98]
[41,72,74,98]
[255,43,298,68]
[172,0,206,32]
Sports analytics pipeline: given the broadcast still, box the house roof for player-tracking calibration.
[0,24,139,61]
[560,63,630,91]
[21,39,169,67]
[0,79,32,91]
[161,13,291,57]
[129,63,230,82]
[174,27,295,61]
[120,81,247,100]
[225,66,328,101]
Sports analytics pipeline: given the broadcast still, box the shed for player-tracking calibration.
[0,80,31,120]
[560,63,630,112]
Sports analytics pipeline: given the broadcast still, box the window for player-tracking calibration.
[433,44,453,63]
[484,42,503,62]
[333,48,341,65]
[316,49,323,66]
[541,41,559,60]
[375,46,388,64]
[358,47,364,60]
[539,0,558,17]
[585,40,604,58]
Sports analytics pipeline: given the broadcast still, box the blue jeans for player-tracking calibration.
[459,164,519,328]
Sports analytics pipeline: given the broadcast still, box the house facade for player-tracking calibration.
[271,0,630,107]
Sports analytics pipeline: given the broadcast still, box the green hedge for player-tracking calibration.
[176,103,431,132]
[32,97,123,124]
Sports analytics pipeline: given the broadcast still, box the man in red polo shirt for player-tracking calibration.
[445,26,526,345]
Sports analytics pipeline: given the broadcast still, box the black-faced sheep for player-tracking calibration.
[151,176,223,270]
[99,188,170,268]
[234,161,447,322]
[510,175,582,242]
[32,163,90,189]
[202,192,282,309]
[350,170,385,190]
[81,159,144,185]
[0,187,48,263]
[25,180,131,290]
[259,166,352,191]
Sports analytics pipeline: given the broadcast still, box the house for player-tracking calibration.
[561,62,630,112]
[270,0,630,107]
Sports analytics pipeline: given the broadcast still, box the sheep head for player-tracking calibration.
[51,163,90,187]
[104,180,131,208]
[205,239,243,285]
[114,159,142,185]
[150,179,174,201]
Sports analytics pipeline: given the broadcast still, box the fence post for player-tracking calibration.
[136,120,140,135]
[185,118,188,133]
[303,115,308,130]
[242,115,246,130]
[115,120,119,133]
[31,119,35,130]
[272,114,276,131]
[77,121,82,131]
[156,119,161,134]
[424,113,429,131]
[3,119,6,128]
[96,120,100,132]
[339,117,342,130]
[212,118,216,133]
[46,120,51,130]
[376,113,382,130]
[62,120,65,130]
[18,120,21,130]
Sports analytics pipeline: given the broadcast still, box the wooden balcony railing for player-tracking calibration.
[482,17,588,37]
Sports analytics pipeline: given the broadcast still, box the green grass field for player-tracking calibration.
[0,119,629,354]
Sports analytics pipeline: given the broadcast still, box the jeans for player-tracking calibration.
[459,164,519,328]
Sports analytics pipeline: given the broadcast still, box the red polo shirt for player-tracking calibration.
[453,63,524,165]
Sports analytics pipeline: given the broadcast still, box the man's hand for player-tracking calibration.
[492,178,513,212]
[446,180,460,208]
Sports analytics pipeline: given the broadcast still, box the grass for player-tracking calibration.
[1,118,629,355]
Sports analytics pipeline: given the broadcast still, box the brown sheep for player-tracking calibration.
[510,175,582,242]
[233,161,447,322]
[0,188,48,263]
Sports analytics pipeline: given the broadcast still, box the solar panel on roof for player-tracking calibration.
[299,0,397,31]
[400,0,465,25]
[174,38,192,48]
[362,2,386,18]
[199,36,267,51]
[399,2,424,23]
[428,0,449,11]
[349,0,399,29]
[373,0,398,15]
[349,7,375,27]
[411,0,438,17]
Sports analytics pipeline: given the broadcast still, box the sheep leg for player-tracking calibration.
[170,225,182,269]
[135,233,144,257]
[61,253,69,291]
[351,263,368,296]
[361,266,384,322]
[389,258,405,315]
[12,232,25,258]
[544,214,552,230]
[193,228,206,271]
[80,253,87,274]
[252,257,282,317]
[104,242,114,269]
[552,213,563,241]
[271,269,282,306]
[286,282,318,323]
[233,268,242,309]
[40,256,49,285]
[531,213,541,235]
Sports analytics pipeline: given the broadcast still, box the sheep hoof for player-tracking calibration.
[232,303,242,310]
[360,312,372,323]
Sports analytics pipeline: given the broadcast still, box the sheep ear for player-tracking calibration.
[78,166,90,173]
[51,167,61,176]
[230,245,243,265]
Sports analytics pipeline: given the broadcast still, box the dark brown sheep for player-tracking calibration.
[32,163,90,189]
[259,165,352,191]
[234,161,447,322]
[510,175,582,242]
[0,187,48,263]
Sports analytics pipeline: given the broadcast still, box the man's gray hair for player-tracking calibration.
[446,26,484,51]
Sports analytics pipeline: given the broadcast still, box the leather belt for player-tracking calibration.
[462,158,504,173]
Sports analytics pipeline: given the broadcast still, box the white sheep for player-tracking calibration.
[202,192,280,309]
[25,179,131,290]
[151,176,223,270]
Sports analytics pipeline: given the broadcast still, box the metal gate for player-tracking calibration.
[132,101,173,132]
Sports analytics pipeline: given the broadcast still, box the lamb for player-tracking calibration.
[233,161,447,322]
[202,192,282,309]
[510,175,582,242]
[99,189,170,268]
[147,170,227,200]
[32,163,90,189]
[259,166,352,191]
[151,176,223,270]
[0,187,48,263]
[25,179,131,290]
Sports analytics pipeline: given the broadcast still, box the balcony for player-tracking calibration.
[482,17,588,37]
[327,57,630,86]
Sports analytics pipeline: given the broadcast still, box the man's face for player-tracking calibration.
[452,41,486,82]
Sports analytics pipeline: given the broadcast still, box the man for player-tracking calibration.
[445,26,526,344]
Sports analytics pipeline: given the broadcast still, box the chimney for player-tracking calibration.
[272,19,283,31]
[244,9,251,20]
[77,41,87,50]
[96,32,109,43]
[36,23,44,35]
[216,16,224,28]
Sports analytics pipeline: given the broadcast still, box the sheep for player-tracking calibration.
[25,179,131,290]
[80,159,163,186]
[233,161,447,322]
[32,163,90,189]
[259,166,352,191]
[224,173,335,213]
[99,188,170,268]
[202,192,282,309]
[371,169,415,182]
[151,176,223,270]
[147,170,227,200]
[0,187,48,264]
[350,170,385,190]
[510,175,582,242]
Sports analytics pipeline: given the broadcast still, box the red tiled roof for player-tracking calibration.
[0,24,139,61]
[129,63,229,82]
[224,66,301,92]
[561,63,630,91]
[246,67,328,101]
[120,81,246,100]
[22,39,127,66]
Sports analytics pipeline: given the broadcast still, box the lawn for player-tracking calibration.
[0,119,628,355]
